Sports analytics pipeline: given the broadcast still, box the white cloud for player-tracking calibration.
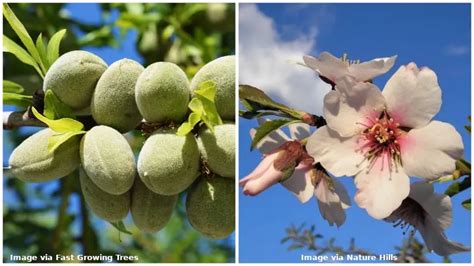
[239,4,330,115]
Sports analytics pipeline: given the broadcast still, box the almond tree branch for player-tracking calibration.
[3,111,46,129]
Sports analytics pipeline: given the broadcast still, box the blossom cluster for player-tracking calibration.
[240,52,469,256]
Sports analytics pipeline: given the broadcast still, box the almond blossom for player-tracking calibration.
[240,119,350,227]
[302,51,397,84]
[306,63,464,219]
[386,182,470,256]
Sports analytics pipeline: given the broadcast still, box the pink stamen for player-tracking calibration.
[354,110,405,173]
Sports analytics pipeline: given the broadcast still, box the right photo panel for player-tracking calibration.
[238,3,471,263]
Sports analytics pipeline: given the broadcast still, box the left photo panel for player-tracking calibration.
[3,3,235,263]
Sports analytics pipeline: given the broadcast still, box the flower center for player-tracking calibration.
[356,110,404,172]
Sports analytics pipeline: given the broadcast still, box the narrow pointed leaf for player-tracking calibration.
[48,131,85,153]
[3,3,45,73]
[239,84,303,119]
[110,221,132,235]
[46,29,67,66]
[3,92,32,108]
[35,33,48,69]
[3,80,24,93]
[445,177,471,197]
[3,35,43,77]
[32,107,84,133]
[251,119,300,150]
[462,199,471,210]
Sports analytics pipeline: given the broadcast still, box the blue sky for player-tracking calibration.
[239,3,471,263]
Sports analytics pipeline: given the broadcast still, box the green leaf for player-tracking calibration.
[43,90,75,120]
[3,3,45,74]
[251,119,300,150]
[3,92,32,108]
[32,107,84,133]
[240,99,254,112]
[35,33,48,69]
[162,25,175,40]
[48,131,85,153]
[176,112,202,136]
[239,110,290,120]
[445,177,471,197]
[239,85,303,119]
[456,158,471,175]
[3,35,44,77]
[188,97,203,114]
[46,29,67,66]
[195,80,218,101]
[462,199,471,210]
[195,81,223,132]
[3,80,24,93]
[110,221,132,241]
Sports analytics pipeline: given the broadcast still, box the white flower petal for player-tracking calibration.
[315,178,349,227]
[348,55,397,82]
[288,122,311,140]
[382,63,441,129]
[240,152,279,186]
[281,164,314,203]
[303,52,348,82]
[250,118,290,154]
[400,121,464,180]
[242,164,282,196]
[354,158,410,219]
[384,182,469,256]
[307,126,365,177]
[418,217,470,256]
[332,178,351,209]
[325,76,385,137]
[409,182,452,229]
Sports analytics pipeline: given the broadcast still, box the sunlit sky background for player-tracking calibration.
[239,3,471,263]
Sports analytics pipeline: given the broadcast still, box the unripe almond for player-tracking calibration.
[131,178,177,232]
[9,128,80,182]
[80,126,136,195]
[137,128,200,195]
[44,50,107,110]
[80,168,130,222]
[190,56,235,120]
[197,123,235,178]
[186,176,235,239]
[135,62,190,123]
[91,59,144,132]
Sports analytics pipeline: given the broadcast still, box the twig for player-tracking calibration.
[3,111,46,129]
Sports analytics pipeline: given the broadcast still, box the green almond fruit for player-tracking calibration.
[9,128,80,182]
[80,126,136,195]
[91,59,144,132]
[190,56,235,120]
[186,176,235,239]
[197,123,235,178]
[79,168,130,222]
[135,62,190,123]
[137,128,200,195]
[44,50,107,110]
[131,178,177,233]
